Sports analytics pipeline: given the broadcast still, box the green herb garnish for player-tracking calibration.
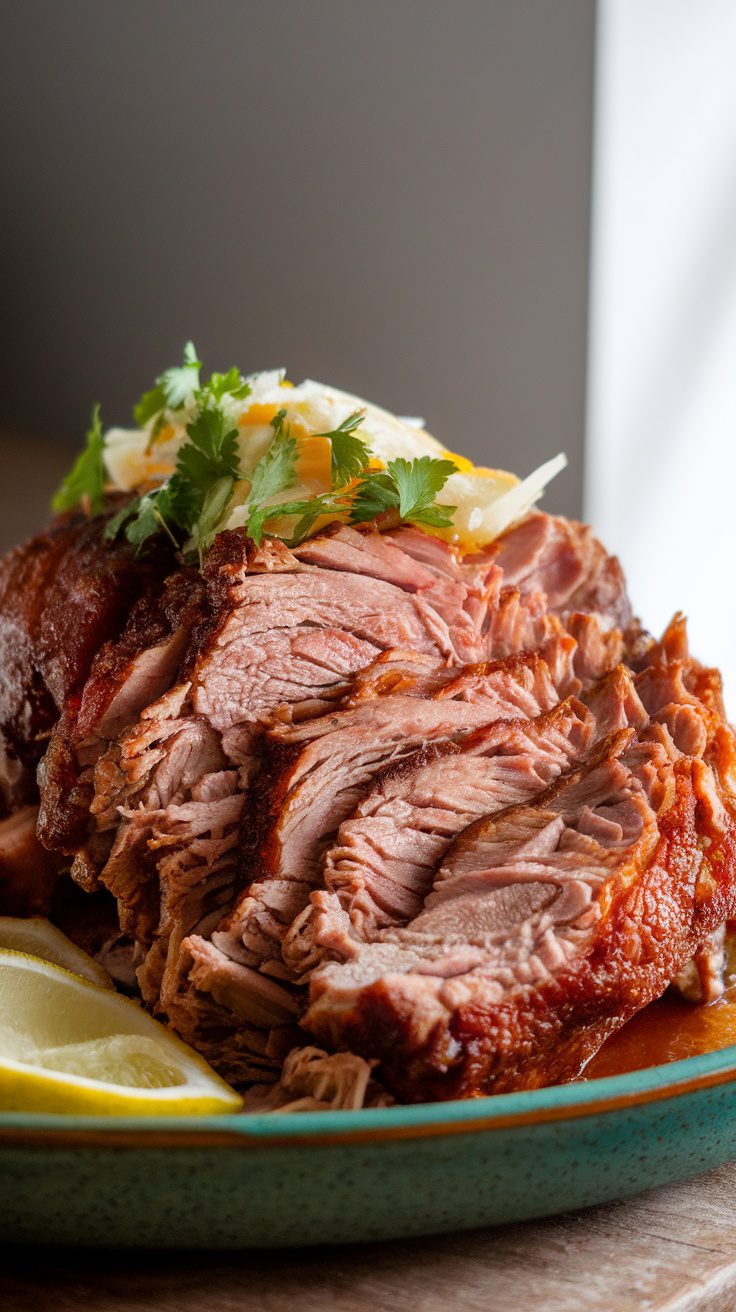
[350,455,457,529]
[203,368,253,405]
[317,411,371,487]
[242,409,337,546]
[133,343,252,436]
[57,346,460,560]
[133,340,202,429]
[109,404,241,562]
[246,410,298,510]
[52,405,106,515]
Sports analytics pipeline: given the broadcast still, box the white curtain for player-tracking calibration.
[587,0,736,708]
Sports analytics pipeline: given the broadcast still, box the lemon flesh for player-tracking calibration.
[0,916,114,990]
[0,950,242,1115]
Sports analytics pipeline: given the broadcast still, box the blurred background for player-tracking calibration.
[0,0,594,533]
[1,1,735,685]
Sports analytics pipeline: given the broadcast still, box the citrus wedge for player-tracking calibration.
[0,916,114,990]
[0,950,242,1115]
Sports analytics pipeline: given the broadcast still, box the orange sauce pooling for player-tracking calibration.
[584,988,736,1080]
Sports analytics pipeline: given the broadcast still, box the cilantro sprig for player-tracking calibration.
[52,405,106,516]
[134,340,202,428]
[133,342,252,442]
[247,409,298,509]
[106,404,241,562]
[242,410,356,546]
[317,411,371,487]
[350,455,457,529]
[55,346,460,561]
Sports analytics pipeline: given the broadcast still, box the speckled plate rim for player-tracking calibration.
[2,1043,736,1147]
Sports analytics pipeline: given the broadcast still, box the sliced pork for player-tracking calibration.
[488,512,632,629]
[75,525,508,1034]
[230,638,581,963]
[300,648,736,1100]
[3,499,731,1105]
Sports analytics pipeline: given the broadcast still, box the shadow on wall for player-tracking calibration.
[0,0,594,521]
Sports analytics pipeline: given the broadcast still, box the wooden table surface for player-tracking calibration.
[2,1164,736,1312]
[3,435,736,1311]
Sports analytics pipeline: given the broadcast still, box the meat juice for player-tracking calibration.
[584,990,736,1080]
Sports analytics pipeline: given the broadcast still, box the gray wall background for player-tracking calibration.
[0,0,595,519]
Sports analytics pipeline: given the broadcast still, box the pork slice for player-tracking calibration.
[87,694,234,951]
[204,638,581,974]
[284,697,596,977]
[564,612,626,684]
[304,721,736,1101]
[161,639,581,1079]
[167,934,301,1084]
[0,510,175,913]
[489,512,632,629]
[282,662,646,977]
[486,586,559,660]
[80,524,504,1032]
[345,649,451,702]
[190,570,456,734]
[295,524,500,665]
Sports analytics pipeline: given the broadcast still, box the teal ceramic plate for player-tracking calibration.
[2,1046,736,1248]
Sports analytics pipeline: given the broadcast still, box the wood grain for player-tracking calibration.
[3,1164,736,1311]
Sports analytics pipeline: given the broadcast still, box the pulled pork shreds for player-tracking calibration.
[2,510,736,1107]
[243,1045,393,1113]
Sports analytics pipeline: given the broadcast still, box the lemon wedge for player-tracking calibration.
[0,951,242,1115]
[0,916,114,990]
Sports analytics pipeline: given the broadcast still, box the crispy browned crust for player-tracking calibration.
[37,567,203,854]
[0,511,174,815]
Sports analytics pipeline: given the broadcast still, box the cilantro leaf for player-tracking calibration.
[160,340,202,409]
[287,492,353,546]
[403,501,456,529]
[349,472,401,523]
[52,405,106,515]
[134,386,167,429]
[170,407,240,558]
[349,456,457,529]
[177,406,240,487]
[204,368,252,404]
[387,456,457,519]
[246,410,298,509]
[133,342,201,427]
[247,491,352,548]
[124,493,172,549]
[107,403,240,557]
[316,411,370,487]
[103,499,138,541]
[105,476,197,553]
[183,474,236,560]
